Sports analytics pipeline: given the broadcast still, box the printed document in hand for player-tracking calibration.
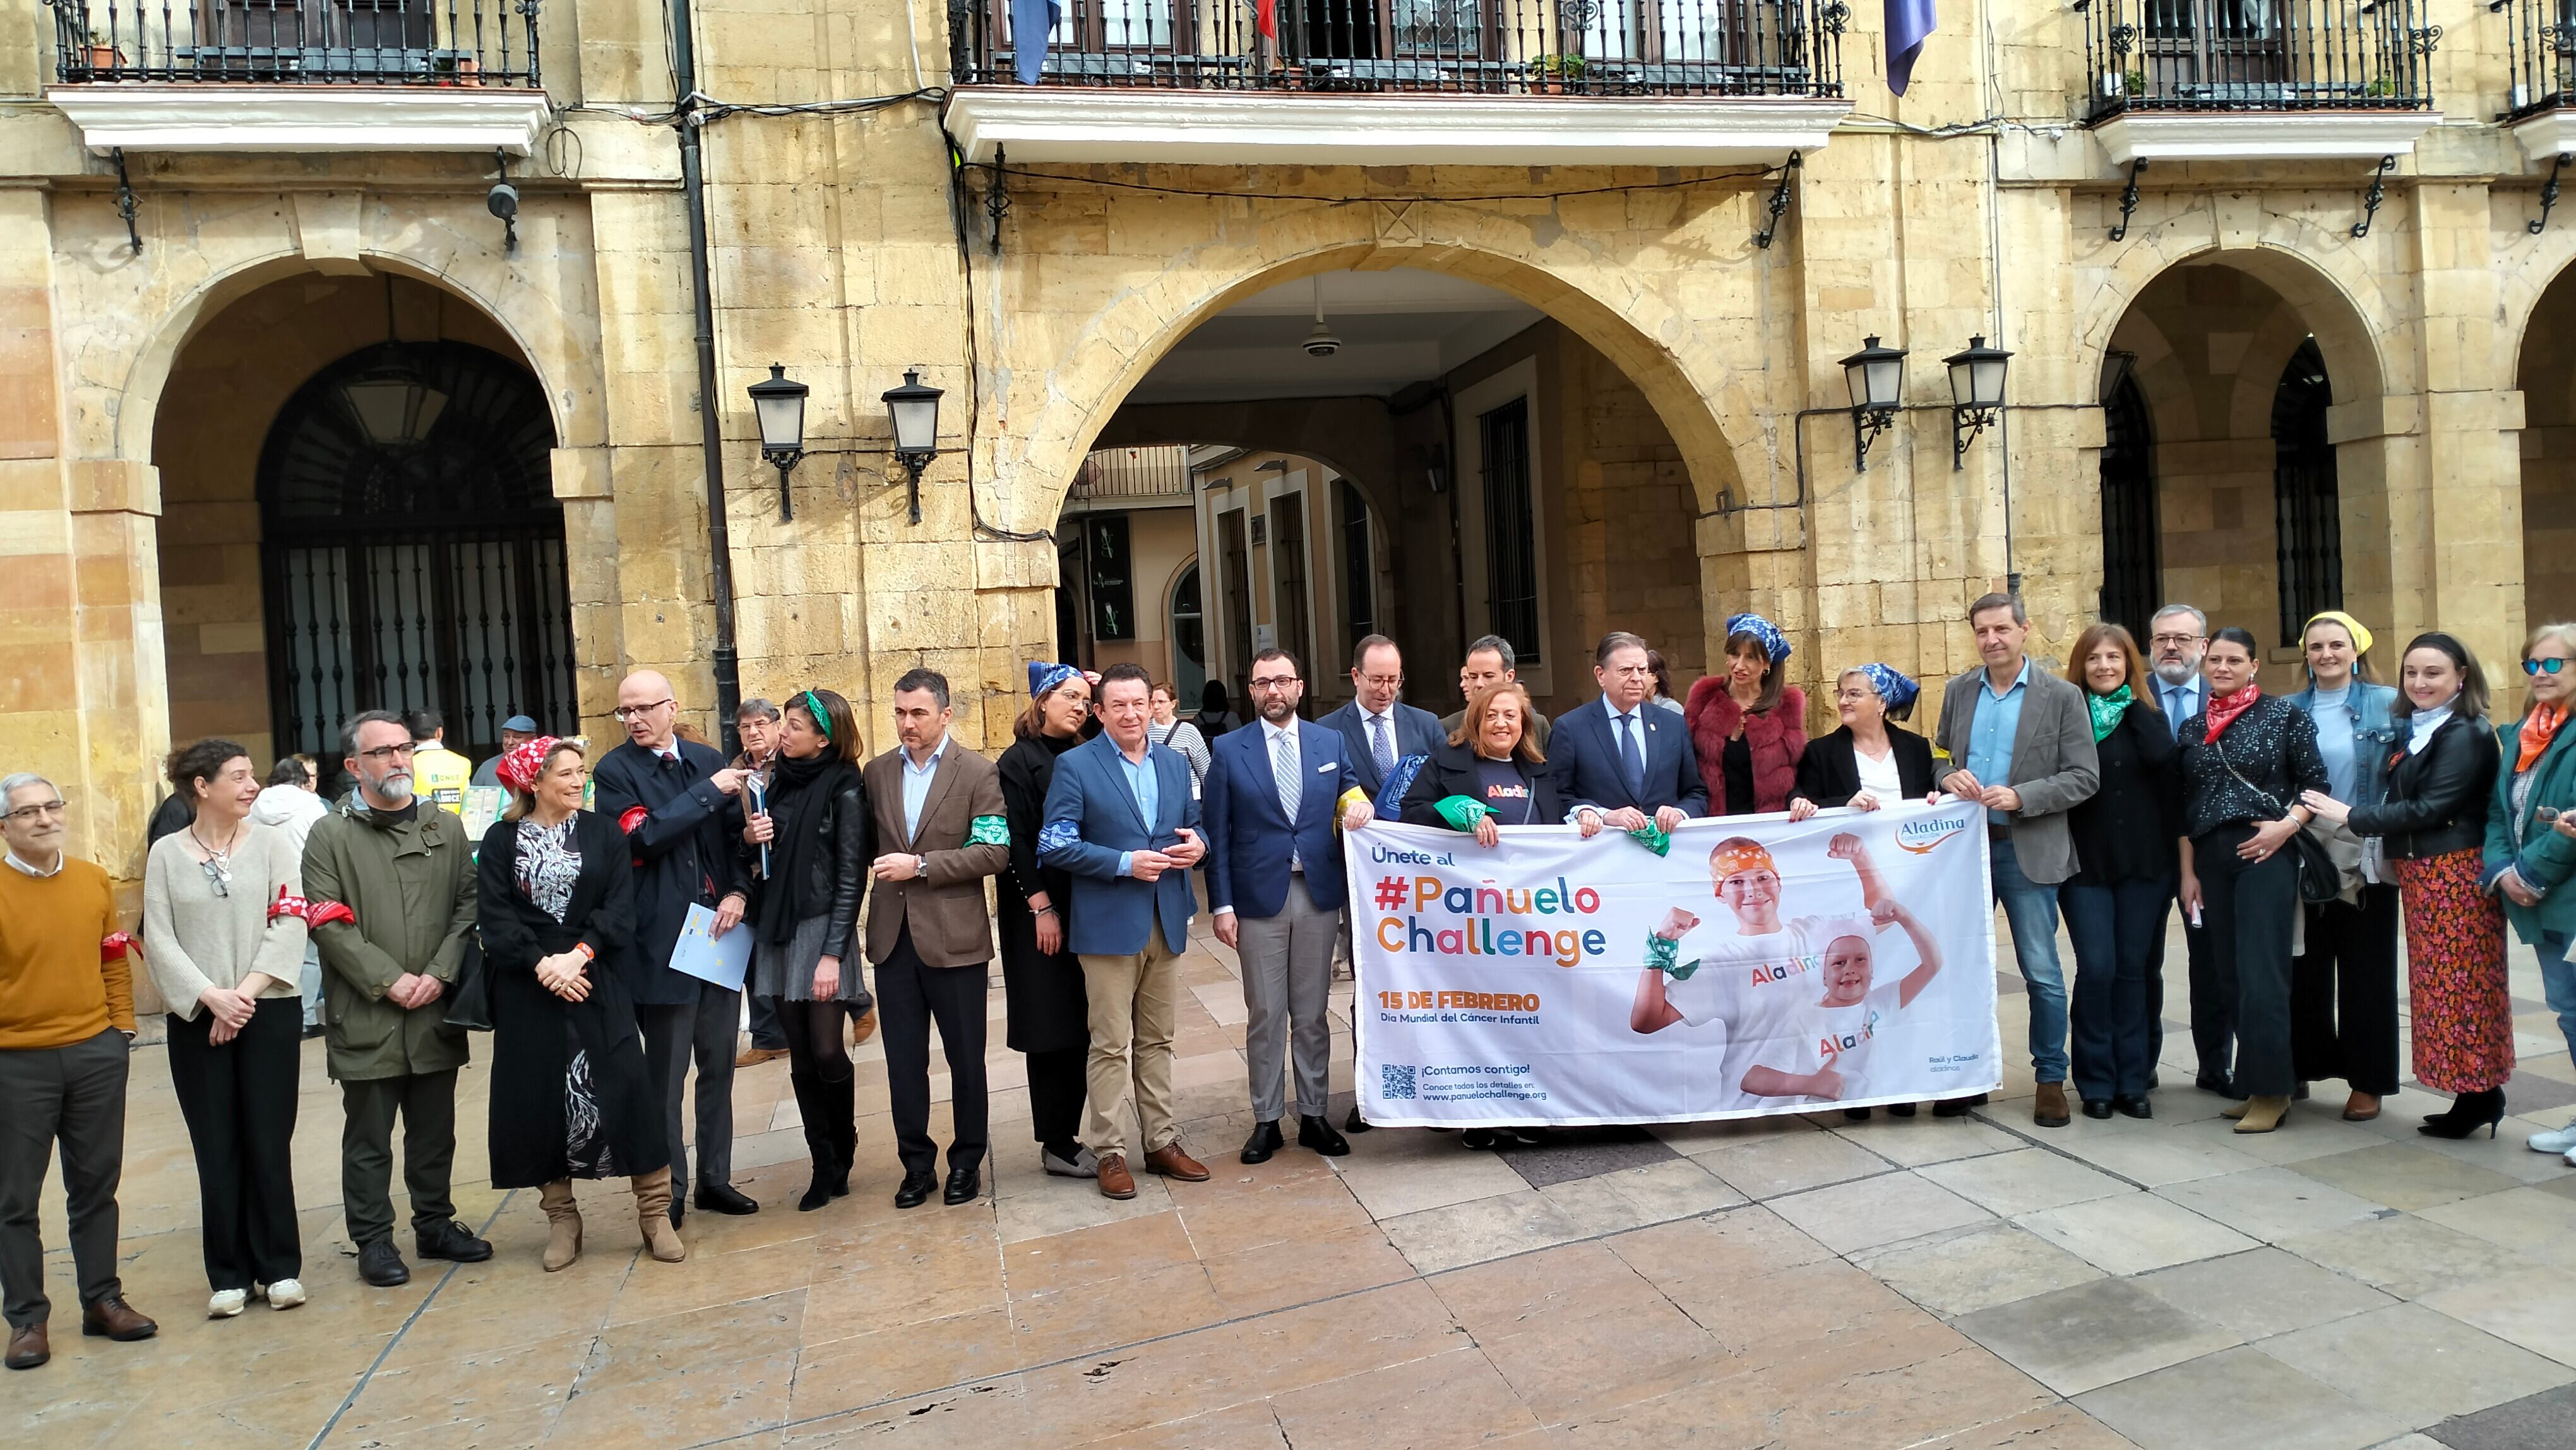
[671,902,753,992]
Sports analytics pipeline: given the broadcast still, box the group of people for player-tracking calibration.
[8,598,2575,1374]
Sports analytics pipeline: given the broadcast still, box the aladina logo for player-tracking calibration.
[1896,815,1969,854]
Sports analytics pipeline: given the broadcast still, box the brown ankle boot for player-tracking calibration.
[539,1180,583,1272]
[631,1168,687,1263]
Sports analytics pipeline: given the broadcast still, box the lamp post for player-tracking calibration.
[1944,335,2012,470]
[883,368,945,525]
[1839,335,1907,471]
[748,362,808,522]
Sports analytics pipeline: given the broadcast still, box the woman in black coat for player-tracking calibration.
[998,663,1097,1178]
[1789,664,1936,819]
[477,737,682,1271]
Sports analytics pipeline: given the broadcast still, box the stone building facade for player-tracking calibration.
[3,0,2568,897]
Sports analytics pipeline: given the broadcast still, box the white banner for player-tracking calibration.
[1347,801,2001,1127]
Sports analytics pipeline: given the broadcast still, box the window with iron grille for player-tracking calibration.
[2097,374,2162,640]
[1086,513,1137,641]
[2272,337,2342,644]
[1339,479,1374,651]
[1481,397,1541,664]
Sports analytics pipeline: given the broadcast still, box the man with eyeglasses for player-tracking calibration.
[2147,602,2229,1095]
[0,773,157,1369]
[1207,649,1373,1165]
[302,710,491,1288]
[1553,631,1708,837]
[591,670,757,1223]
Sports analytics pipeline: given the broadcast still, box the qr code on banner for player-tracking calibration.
[1380,1064,1417,1100]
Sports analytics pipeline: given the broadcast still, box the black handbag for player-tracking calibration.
[2213,729,2341,905]
[444,933,495,1033]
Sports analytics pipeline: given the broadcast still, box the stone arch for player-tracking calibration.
[1091,399,1405,531]
[2081,227,2394,410]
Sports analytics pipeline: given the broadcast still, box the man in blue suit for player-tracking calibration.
[1318,635,1446,810]
[1553,631,1708,837]
[1039,662,1210,1200]
[1207,649,1376,1165]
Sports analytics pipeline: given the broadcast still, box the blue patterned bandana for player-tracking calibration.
[1028,661,1080,700]
[1852,662,1919,714]
[1726,613,1792,667]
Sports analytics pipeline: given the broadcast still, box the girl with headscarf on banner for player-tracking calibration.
[1629,832,1893,1039]
[1734,897,1947,1110]
[1789,664,1937,822]
[1687,613,1808,817]
[998,662,1100,1178]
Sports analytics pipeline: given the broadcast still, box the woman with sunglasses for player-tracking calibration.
[141,739,310,1317]
[2485,623,2576,1153]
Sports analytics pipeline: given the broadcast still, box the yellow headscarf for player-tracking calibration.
[2303,610,2375,661]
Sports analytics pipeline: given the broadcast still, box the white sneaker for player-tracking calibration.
[263,1278,306,1310]
[2526,1118,2576,1154]
[207,1288,249,1318]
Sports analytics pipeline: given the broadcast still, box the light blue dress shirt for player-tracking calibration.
[1964,660,2031,826]
[1115,742,1161,878]
[2156,673,2207,741]
[899,734,947,843]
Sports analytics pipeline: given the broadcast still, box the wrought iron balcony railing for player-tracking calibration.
[44,0,540,87]
[953,0,1846,99]
[2498,0,2576,118]
[2077,0,2433,119]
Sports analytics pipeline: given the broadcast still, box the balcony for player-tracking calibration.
[2498,0,2576,160]
[1067,446,1198,510]
[2077,0,2440,163]
[42,0,549,155]
[942,0,1850,167]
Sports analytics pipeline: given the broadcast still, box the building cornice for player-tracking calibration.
[2093,111,2443,165]
[45,85,551,155]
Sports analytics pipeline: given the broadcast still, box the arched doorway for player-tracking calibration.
[2097,369,2159,637]
[2519,261,2576,629]
[259,340,573,764]
[2270,338,2340,645]
[151,271,570,770]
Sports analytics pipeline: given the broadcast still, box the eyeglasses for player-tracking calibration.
[2526,659,2570,676]
[3,800,67,823]
[1249,675,1301,692]
[2149,633,2203,648]
[356,742,416,763]
[613,699,676,721]
[1355,673,1404,689]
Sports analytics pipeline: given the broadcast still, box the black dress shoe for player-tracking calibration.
[1241,1120,1284,1164]
[415,1219,492,1263]
[2082,1099,2115,1120]
[2195,1073,2236,1098]
[1297,1115,1351,1157]
[1344,1105,1373,1134]
[2114,1094,2154,1120]
[358,1240,411,1287]
[943,1165,982,1206]
[1932,1093,1989,1118]
[893,1170,937,1209]
[1887,1102,1919,1118]
[695,1182,760,1216]
[1844,1107,1873,1122]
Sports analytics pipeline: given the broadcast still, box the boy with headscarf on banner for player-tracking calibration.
[1628,832,1893,1038]
[1734,897,1946,1105]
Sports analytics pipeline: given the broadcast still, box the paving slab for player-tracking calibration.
[2017,1191,2260,1276]
[2256,1302,2575,1429]
[2073,1345,2411,1450]
[1950,1276,2241,1397]
[2133,1246,2394,1341]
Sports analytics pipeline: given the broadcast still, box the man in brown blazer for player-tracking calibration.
[864,668,1011,1209]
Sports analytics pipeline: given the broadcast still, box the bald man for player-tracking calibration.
[591,671,759,1221]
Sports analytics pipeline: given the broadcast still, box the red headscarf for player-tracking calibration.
[494,734,563,794]
[2203,682,2262,741]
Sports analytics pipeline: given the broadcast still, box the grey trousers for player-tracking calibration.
[1239,875,1337,1123]
[0,1029,129,1329]
[640,984,739,1190]
[340,1068,458,1247]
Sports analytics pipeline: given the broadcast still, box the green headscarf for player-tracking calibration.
[2087,685,2135,742]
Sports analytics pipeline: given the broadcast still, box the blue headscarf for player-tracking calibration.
[1850,663,1920,714]
[1027,661,1080,700]
[1724,613,1792,668]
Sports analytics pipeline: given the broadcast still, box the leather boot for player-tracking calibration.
[2233,1095,2293,1134]
[631,1168,688,1262]
[826,1075,858,1198]
[789,1070,838,1212]
[539,1180,583,1273]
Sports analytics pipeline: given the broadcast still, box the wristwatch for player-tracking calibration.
[915,854,929,878]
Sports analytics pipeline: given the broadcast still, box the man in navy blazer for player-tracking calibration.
[1206,649,1376,1165]
[1553,632,1708,836]
[1039,662,1210,1200]
[1318,635,1446,808]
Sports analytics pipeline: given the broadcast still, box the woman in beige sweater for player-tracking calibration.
[142,738,309,1319]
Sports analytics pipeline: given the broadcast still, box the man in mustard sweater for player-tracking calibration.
[0,772,158,1370]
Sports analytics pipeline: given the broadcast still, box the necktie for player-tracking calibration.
[1371,713,1396,777]
[1618,712,1647,801]
[1275,731,1304,870]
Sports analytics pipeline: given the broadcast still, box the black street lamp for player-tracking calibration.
[1839,335,1907,471]
[748,362,809,521]
[883,368,945,524]
[1945,335,2013,470]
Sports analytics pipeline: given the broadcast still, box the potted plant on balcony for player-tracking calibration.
[1531,54,1586,95]
[2121,68,2146,100]
[82,28,123,74]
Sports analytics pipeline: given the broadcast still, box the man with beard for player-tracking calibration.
[302,710,490,1287]
[2146,602,2228,1094]
[592,671,756,1223]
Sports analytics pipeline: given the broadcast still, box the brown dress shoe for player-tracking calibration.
[734,1045,786,1069]
[850,1007,879,1048]
[4,1322,46,1370]
[1095,1153,1138,1200]
[2032,1082,2072,1129]
[80,1298,157,1342]
[2342,1092,2381,1122]
[1144,1143,1212,1182]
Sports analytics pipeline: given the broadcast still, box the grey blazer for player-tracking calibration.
[1933,663,2101,885]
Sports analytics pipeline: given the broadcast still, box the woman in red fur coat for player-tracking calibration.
[1686,613,1807,817]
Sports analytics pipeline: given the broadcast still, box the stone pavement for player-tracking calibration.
[12,908,2576,1449]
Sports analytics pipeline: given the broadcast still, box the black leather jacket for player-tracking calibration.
[2348,714,2499,861]
[752,772,873,960]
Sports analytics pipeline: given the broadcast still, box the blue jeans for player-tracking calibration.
[2063,877,2173,1101]
[1993,839,2069,1083]
[2538,932,2576,1066]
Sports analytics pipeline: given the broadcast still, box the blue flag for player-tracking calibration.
[1887,0,1936,96]
[1013,0,1061,85]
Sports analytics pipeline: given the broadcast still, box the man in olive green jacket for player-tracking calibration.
[303,710,489,1288]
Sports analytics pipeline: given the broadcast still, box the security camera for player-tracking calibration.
[486,181,519,222]
[1303,320,1342,358]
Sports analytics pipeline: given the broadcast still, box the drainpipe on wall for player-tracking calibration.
[671,0,744,755]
